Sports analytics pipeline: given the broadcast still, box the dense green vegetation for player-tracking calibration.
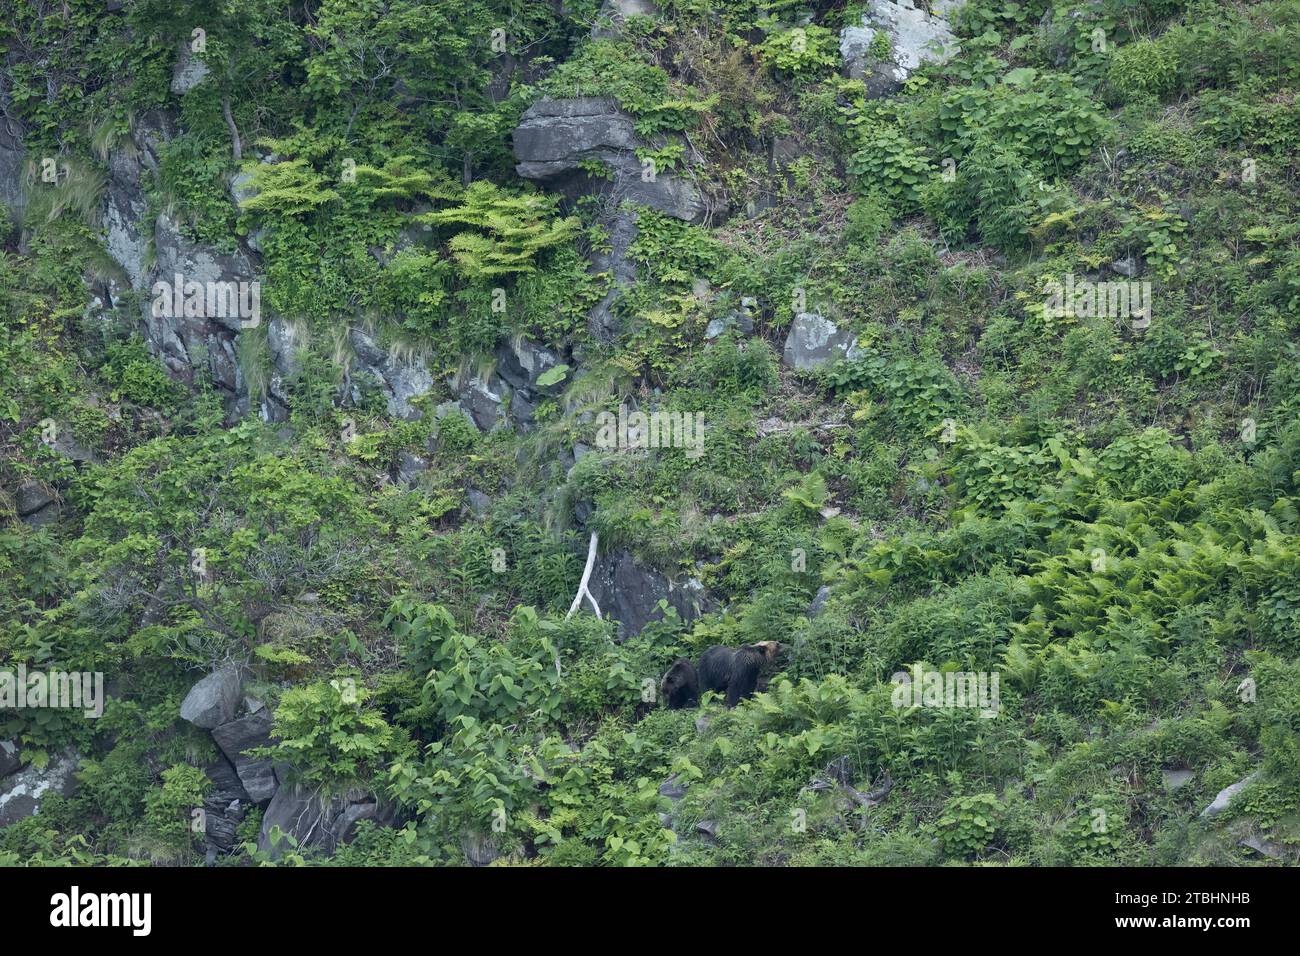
[1,0,1298,866]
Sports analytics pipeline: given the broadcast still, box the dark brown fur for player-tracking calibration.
[697,641,783,708]
[661,658,699,709]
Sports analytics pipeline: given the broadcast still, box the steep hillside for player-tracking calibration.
[2,0,1299,867]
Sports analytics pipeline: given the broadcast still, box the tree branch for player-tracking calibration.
[565,530,601,620]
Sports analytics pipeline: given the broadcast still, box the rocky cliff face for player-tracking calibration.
[94,108,263,422]
[0,119,27,227]
[513,97,708,224]
[513,95,716,342]
[840,0,962,97]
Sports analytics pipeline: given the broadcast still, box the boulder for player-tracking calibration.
[513,97,707,223]
[514,98,639,176]
[14,481,57,529]
[396,451,429,486]
[170,41,210,95]
[495,338,561,396]
[461,830,501,867]
[489,337,565,426]
[48,428,100,466]
[456,373,508,432]
[658,774,687,802]
[0,749,80,828]
[1110,256,1139,278]
[0,740,22,779]
[1239,833,1290,861]
[1200,771,1260,819]
[257,784,395,860]
[465,488,492,516]
[807,585,831,618]
[657,773,687,833]
[179,664,244,730]
[782,312,862,370]
[840,0,961,98]
[211,708,278,804]
[585,549,715,639]
[704,310,755,340]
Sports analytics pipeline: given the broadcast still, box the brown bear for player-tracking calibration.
[660,658,699,709]
[697,641,784,708]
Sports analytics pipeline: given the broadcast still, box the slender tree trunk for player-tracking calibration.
[566,530,602,620]
[222,95,242,162]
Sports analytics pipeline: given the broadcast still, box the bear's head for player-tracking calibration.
[750,640,785,661]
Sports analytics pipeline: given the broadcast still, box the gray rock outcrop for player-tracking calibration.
[348,329,434,421]
[99,111,259,419]
[704,310,755,340]
[587,209,639,339]
[513,97,707,223]
[170,41,210,95]
[102,112,173,296]
[262,317,306,422]
[841,0,961,97]
[455,373,508,432]
[461,830,501,866]
[782,312,863,370]
[211,708,278,804]
[808,585,831,618]
[0,119,27,226]
[0,749,80,827]
[1200,772,1260,819]
[179,664,245,730]
[593,0,659,38]
[396,450,429,486]
[147,212,258,414]
[0,740,22,779]
[513,93,714,339]
[585,549,714,639]
[257,783,395,860]
[14,480,58,528]
[202,755,250,854]
[493,336,565,426]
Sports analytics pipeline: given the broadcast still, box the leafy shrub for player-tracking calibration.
[140,764,210,862]
[1109,39,1180,101]
[419,182,581,279]
[847,105,933,208]
[757,25,839,77]
[259,678,400,788]
[935,68,1109,177]
[921,136,1043,252]
[99,339,180,410]
[935,792,1002,858]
